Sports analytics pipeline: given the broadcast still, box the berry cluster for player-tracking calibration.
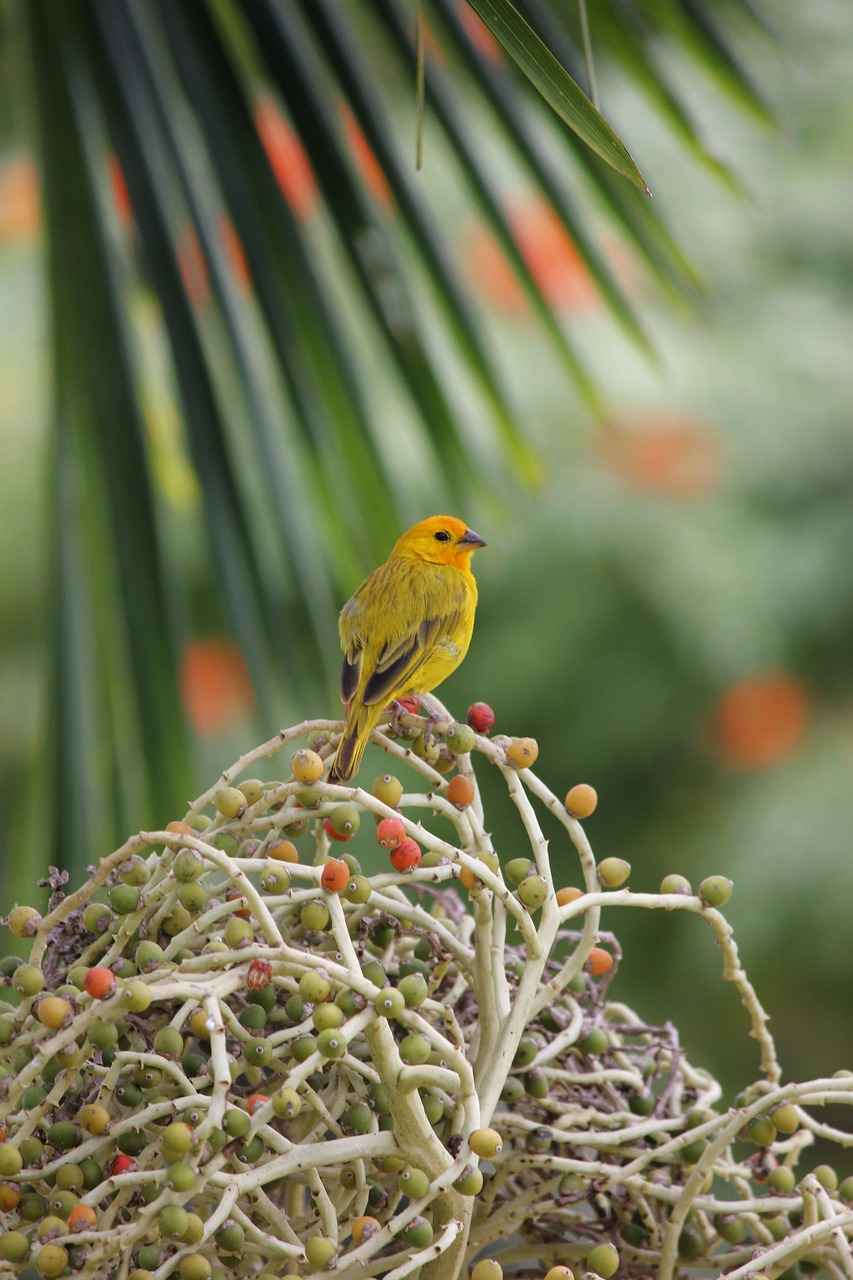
[1,701,852,1280]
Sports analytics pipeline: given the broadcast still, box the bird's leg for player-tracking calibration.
[415,694,449,746]
[389,696,422,739]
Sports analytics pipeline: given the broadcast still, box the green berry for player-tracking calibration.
[771,1104,799,1135]
[698,875,733,908]
[82,902,113,934]
[371,774,404,807]
[179,1254,212,1280]
[374,987,406,1018]
[259,865,290,893]
[216,1222,245,1253]
[223,1109,251,1139]
[299,970,332,1003]
[87,1021,119,1051]
[517,874,548,909]
[400,1166,430,1198]
[399,1033,431,1065]
[37,1244,69,1277]
[312,1002,344,1032]
[159,1205,189,1239]
[401,1216,433,1247]
[767,1166,796,1193]
[153,1026,184,1058]
[660,874,692,895]
[272,1088,302,1120]
[304,1236,336,1268]
[300,901,330,931]
[505,858,532,885]
[344,874,371,904]
[46,1121,79,1150]
[215,786,247,819]
[398,973,428,1007]
[454,1166,484,1196]
[587,1243,619,1277]
[13,963,45,998]
[239,779,264,806]
[178,881,208,913]
[813,1163,838,1191]
[328,803,360,837]
[119,855,150,886]
[513,1036,539,1068]
[110,884,141,914]
[135,941,165,972]
[0,1146,24,1177]
[342,1103,372,1135]
[446,723,476,754]
[8,905,41,937]
[224,917,255,949]
[580,1028,609,1056]
[244,1036,273,1066]
[316,1028,347,1059]
[597,857,631,888]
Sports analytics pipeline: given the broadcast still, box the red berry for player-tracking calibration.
[323,817,352,843]
[83,967,117,1000]
[110,1153,136,1176]
[320,859,351,893]
[376,816,406,849]
[467,702,495,734]
[390,838,422,872]
[246,959,273,990]
[395,696,420,715]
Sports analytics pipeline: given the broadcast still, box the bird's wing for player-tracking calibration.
[339,559,469,708]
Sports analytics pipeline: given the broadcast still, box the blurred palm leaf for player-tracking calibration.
[11,0,770,883]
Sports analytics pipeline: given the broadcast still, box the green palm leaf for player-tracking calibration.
[9,0,771,881]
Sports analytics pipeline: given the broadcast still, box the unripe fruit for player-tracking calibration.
[401,1216,433,1247]
[160,1205,189,1238]
[301,901,330,931]
[342,1103,372,1135]
[320,859,350,892]
[216,1222,245,1253]
[399,1033,431,1065]
[223,1109,250,1138]
[374,987,406,1018]
[180,1213,204,1246]
[446,723,477,754]
[215,786,247,818]
[506,736,538,768]
[597,857,631,888]
[345,874,371,903]
[37,996,72,1030]
[398,973,428,1007]
[544,1269,574,1280]
[372,774,403,807]
[122,980,152,1013]
[13,963,45,998]
[517,874,548,909]
[292,1036,317,1062]
[304,1235,337,1267]
[180,1255,212,1280]
[135,940,165,972]
[767,1166,796,1193]
[505,858,532,885]
[412,732,441,764]
[771,1104,800,1134]
[470,1127,503,1157]
[400,1166,430,1198]
[327,804,360,839]
[82,902,113,934]
[581,1028,609,1056]
[245,1036,273,1066]
[565,783,597,818]
[587,1243,619,1277]
[291,749,324,783]
[312,1002,344,1031]
[467,702,495,734]
[660,873,692,895]
[172,848,204,883]
[813,1163,838,1191]
[316,1028,346,1059]
[745,1116,776,1147]
[698,875,733,908]
[35,1244,68,1277]
[79,1104,111,1136]
[119,855,150,886]
[224,917,255,949]
[446,774,476,808]
[8,905,41,937]
[0,1145,23,1177]
[153,1026,184,1058]
[259,865,290,893]
[273,1088,302,1119]
[109,884,141,914]
[455,1166,484,1195]
[267,839,299,863]
[162,1122,195,1155]
[83,967,116,1000]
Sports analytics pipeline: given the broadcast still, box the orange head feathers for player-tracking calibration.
[330,516,486,782]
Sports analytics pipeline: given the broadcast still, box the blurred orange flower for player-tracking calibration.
[709,672,811,769]
[180,639,255,737]
[464,198,601,313]
[0,155,40,241]
[598,415,723,498]
[254,95,318,220]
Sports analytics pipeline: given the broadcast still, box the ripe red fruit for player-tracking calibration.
[376,816,406,849]
[83,967,117,1000]
[246,959,273,990]
[395,696,420,715]
[246,1093,268,1115]
[390,838,422,872]
[110,1153,136,1176]
[320,859,351,893]
[467,702,495,734]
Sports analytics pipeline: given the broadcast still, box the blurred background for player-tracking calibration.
[1,0,852,1100]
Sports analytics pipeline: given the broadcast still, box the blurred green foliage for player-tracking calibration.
[1,0,852,1100]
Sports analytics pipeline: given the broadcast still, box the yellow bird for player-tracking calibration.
[330,515,487,782]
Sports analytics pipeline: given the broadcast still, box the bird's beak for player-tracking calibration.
[458,527,487,549]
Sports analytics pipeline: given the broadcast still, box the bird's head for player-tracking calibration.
[393,515,487,568]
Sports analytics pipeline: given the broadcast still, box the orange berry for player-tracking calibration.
[506,737,538,768]
[389,838,421,872]
[320,859,350,893]
[267,839,298,863]
[0,1183,21,1212]
[446,775,475,808]
[376,816,406,849]
[291,748,324,783]
[565,783,597,818]
[351,1215,381,1246]
[83,967,117,1000]
[459,865,478,891]
[586,947,614,977]
[555,886,584,907]
[246,1093,268,1115]
[165,820,195,850]
[226,886,251,917]
[68,1203,97,1232]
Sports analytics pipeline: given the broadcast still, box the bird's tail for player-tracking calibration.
[330,702,386,782]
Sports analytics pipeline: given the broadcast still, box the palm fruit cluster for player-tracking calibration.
[2,701,853,1280]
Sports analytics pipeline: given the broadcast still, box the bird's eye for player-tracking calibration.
[434,530,451,542]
